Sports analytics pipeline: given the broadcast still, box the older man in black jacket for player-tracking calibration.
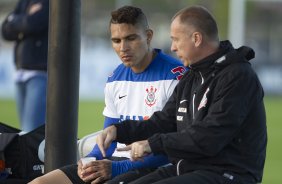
[96,5,267,184]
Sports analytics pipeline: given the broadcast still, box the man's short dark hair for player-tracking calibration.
[110,6,149,29]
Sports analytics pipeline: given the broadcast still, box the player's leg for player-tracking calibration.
[28,165,85,184]
[22,75,47,132]
[106,168,155,184]
[28,169,73,184]
[15,81,25,129]
[151,170,243,184]
[129,165,176,184]
[130,167,244,184]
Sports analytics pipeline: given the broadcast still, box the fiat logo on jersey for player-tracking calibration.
[145,86,157,107]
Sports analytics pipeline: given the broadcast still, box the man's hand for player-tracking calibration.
[96,125,117,157]
[117,140,152,161]
[77,159,112,184]
[28,3,42,15]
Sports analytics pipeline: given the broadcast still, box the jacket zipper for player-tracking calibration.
[199,71,204,84]
[176,159,183,176]
[192,93,196,119]
[192,71,204,119]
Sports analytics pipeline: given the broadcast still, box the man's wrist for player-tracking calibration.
[109,125,117,140]
[148,134,164,155]
[144,140,152,153]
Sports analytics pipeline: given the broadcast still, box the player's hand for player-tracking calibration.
[77,159,93,180]
[77,159,85,180]
[90,159,111,184]
[96,125,117,157]
[117,140,152,161]
[78,159,111,183]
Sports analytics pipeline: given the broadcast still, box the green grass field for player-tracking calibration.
[0,96,281,183]
[0,99,105,138]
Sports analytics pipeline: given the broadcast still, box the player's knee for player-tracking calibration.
[28,176,45,184]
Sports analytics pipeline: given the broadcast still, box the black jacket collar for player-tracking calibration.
[189,40,255,74]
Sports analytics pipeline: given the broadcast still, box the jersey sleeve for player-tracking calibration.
[103,82,119,118]
[111,154,169,178]
[166,80,178,100]
[166,66,187,101]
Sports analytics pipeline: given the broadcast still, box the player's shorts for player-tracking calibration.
[60,164,88,184]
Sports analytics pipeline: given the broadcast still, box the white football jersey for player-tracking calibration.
[103,49,186,121]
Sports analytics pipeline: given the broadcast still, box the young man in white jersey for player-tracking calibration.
[29,5,186,184]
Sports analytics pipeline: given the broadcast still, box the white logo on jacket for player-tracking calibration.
[177,116,183,121]
[178,107,187,113]
[198,87,210,111]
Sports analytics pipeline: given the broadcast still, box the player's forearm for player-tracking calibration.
[111,154,169,178]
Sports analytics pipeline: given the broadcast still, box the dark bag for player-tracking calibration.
[0,122,45,180]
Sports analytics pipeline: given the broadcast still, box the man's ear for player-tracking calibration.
[192,32,202,47]
[146,29,153,44]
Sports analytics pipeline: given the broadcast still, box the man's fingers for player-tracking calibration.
[28,3,42,15]
[81,171,100,182]
[104,133,113,150]
[100,147,106,158]
[91,176,104,184]
[116,144,132,151]
[96,134,106,157]
[128,140,152,161]
[96,126,117,158]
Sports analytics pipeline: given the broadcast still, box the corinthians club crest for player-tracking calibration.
[145,86,157,107]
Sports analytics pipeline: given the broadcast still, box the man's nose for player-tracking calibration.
[171,43,176,52]
[120,40,129,52]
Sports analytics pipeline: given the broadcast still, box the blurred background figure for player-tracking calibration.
[1,0,49,132]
